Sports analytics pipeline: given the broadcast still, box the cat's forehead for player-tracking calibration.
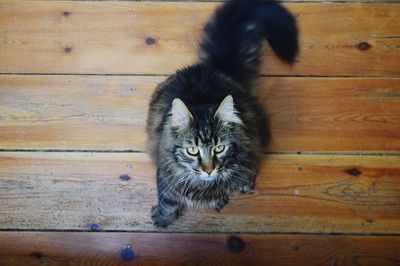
[195,127,215,146]
[183,121,218,146]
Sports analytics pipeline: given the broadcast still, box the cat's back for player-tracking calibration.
[156,64,239,108]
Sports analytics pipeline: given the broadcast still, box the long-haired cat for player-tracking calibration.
[147,0,298,227]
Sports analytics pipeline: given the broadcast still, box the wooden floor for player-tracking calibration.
[0,0,400,265]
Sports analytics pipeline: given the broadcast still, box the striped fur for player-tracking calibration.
[146,0,298,227]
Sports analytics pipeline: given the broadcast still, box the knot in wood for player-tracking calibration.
[347,168,362,176]
[120,244,135,262]
[292,245,300,251]
[64,47,72,53]
[30,252,43,259]
[88,223,101,231]
[227,236,245,253]
[145,37,156,45]
[357,42,371,51]
[119,174,131,181]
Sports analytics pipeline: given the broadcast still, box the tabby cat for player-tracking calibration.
[147,0,298,227]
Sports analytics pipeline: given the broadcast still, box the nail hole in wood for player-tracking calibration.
[62,11,70,17]
[292,245,300,251]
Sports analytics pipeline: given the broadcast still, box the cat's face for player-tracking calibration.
[175,130,231,181]
[171,95,242,182]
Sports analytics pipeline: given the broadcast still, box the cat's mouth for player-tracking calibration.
[199,170,218,181]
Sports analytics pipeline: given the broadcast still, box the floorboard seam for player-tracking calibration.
[0,149,399,156]
[0,229,399,236]
[1,73,400,78]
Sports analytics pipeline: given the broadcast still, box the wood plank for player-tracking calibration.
[262,77,400,152]
[0,232,399,266]
[1,2,399,76]
[1,75,399,152]
[0,152,399,233]
[170,0,400,1]
[0,75,155,150]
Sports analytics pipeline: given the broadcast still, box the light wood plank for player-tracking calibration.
[154,0,400,1]
[1,232,399,266]
[0,75,155,150]
[1,75,399,152]
[0,2,399,75]
[262,77,400,152]
[0,152,399,233]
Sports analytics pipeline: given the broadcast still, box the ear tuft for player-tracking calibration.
[214,95,243,125]
[171,98,193,128]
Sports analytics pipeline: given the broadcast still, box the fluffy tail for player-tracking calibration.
[199,0,298,87]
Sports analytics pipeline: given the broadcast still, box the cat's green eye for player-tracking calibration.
[187,147,199,156]
[214,145,225,154]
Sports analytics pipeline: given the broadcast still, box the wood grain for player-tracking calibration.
[262,77,400,152]
[0,75,155,150]
[1,0,399,263]
[170,0,399,1]
[0,152,398,233]
[0,2,399,75]
[0,232,399,266]
[1,75,399,152]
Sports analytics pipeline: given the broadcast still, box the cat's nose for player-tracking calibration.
[202,162,214,175]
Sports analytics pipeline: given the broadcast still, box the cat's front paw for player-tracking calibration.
[151,205,177,228]
[240,184,254,194]
[211,196,229,212]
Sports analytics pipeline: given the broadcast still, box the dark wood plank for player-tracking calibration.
[1,75,399,152]
[0,152,399,233]
[0,2,399,75]
[0,232,399,266]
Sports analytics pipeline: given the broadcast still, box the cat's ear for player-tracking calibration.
[214,95,243,125]
[171,98,194,128]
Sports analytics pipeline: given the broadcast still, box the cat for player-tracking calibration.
[147,0,298,227]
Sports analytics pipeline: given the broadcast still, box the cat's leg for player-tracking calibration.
[239,183,254,194]
[151,198,180,228]
[210,194,229,212]
[239,172,256,194]
[151,170,182,227]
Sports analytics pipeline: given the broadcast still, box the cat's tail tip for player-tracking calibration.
[256,1,299,63]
